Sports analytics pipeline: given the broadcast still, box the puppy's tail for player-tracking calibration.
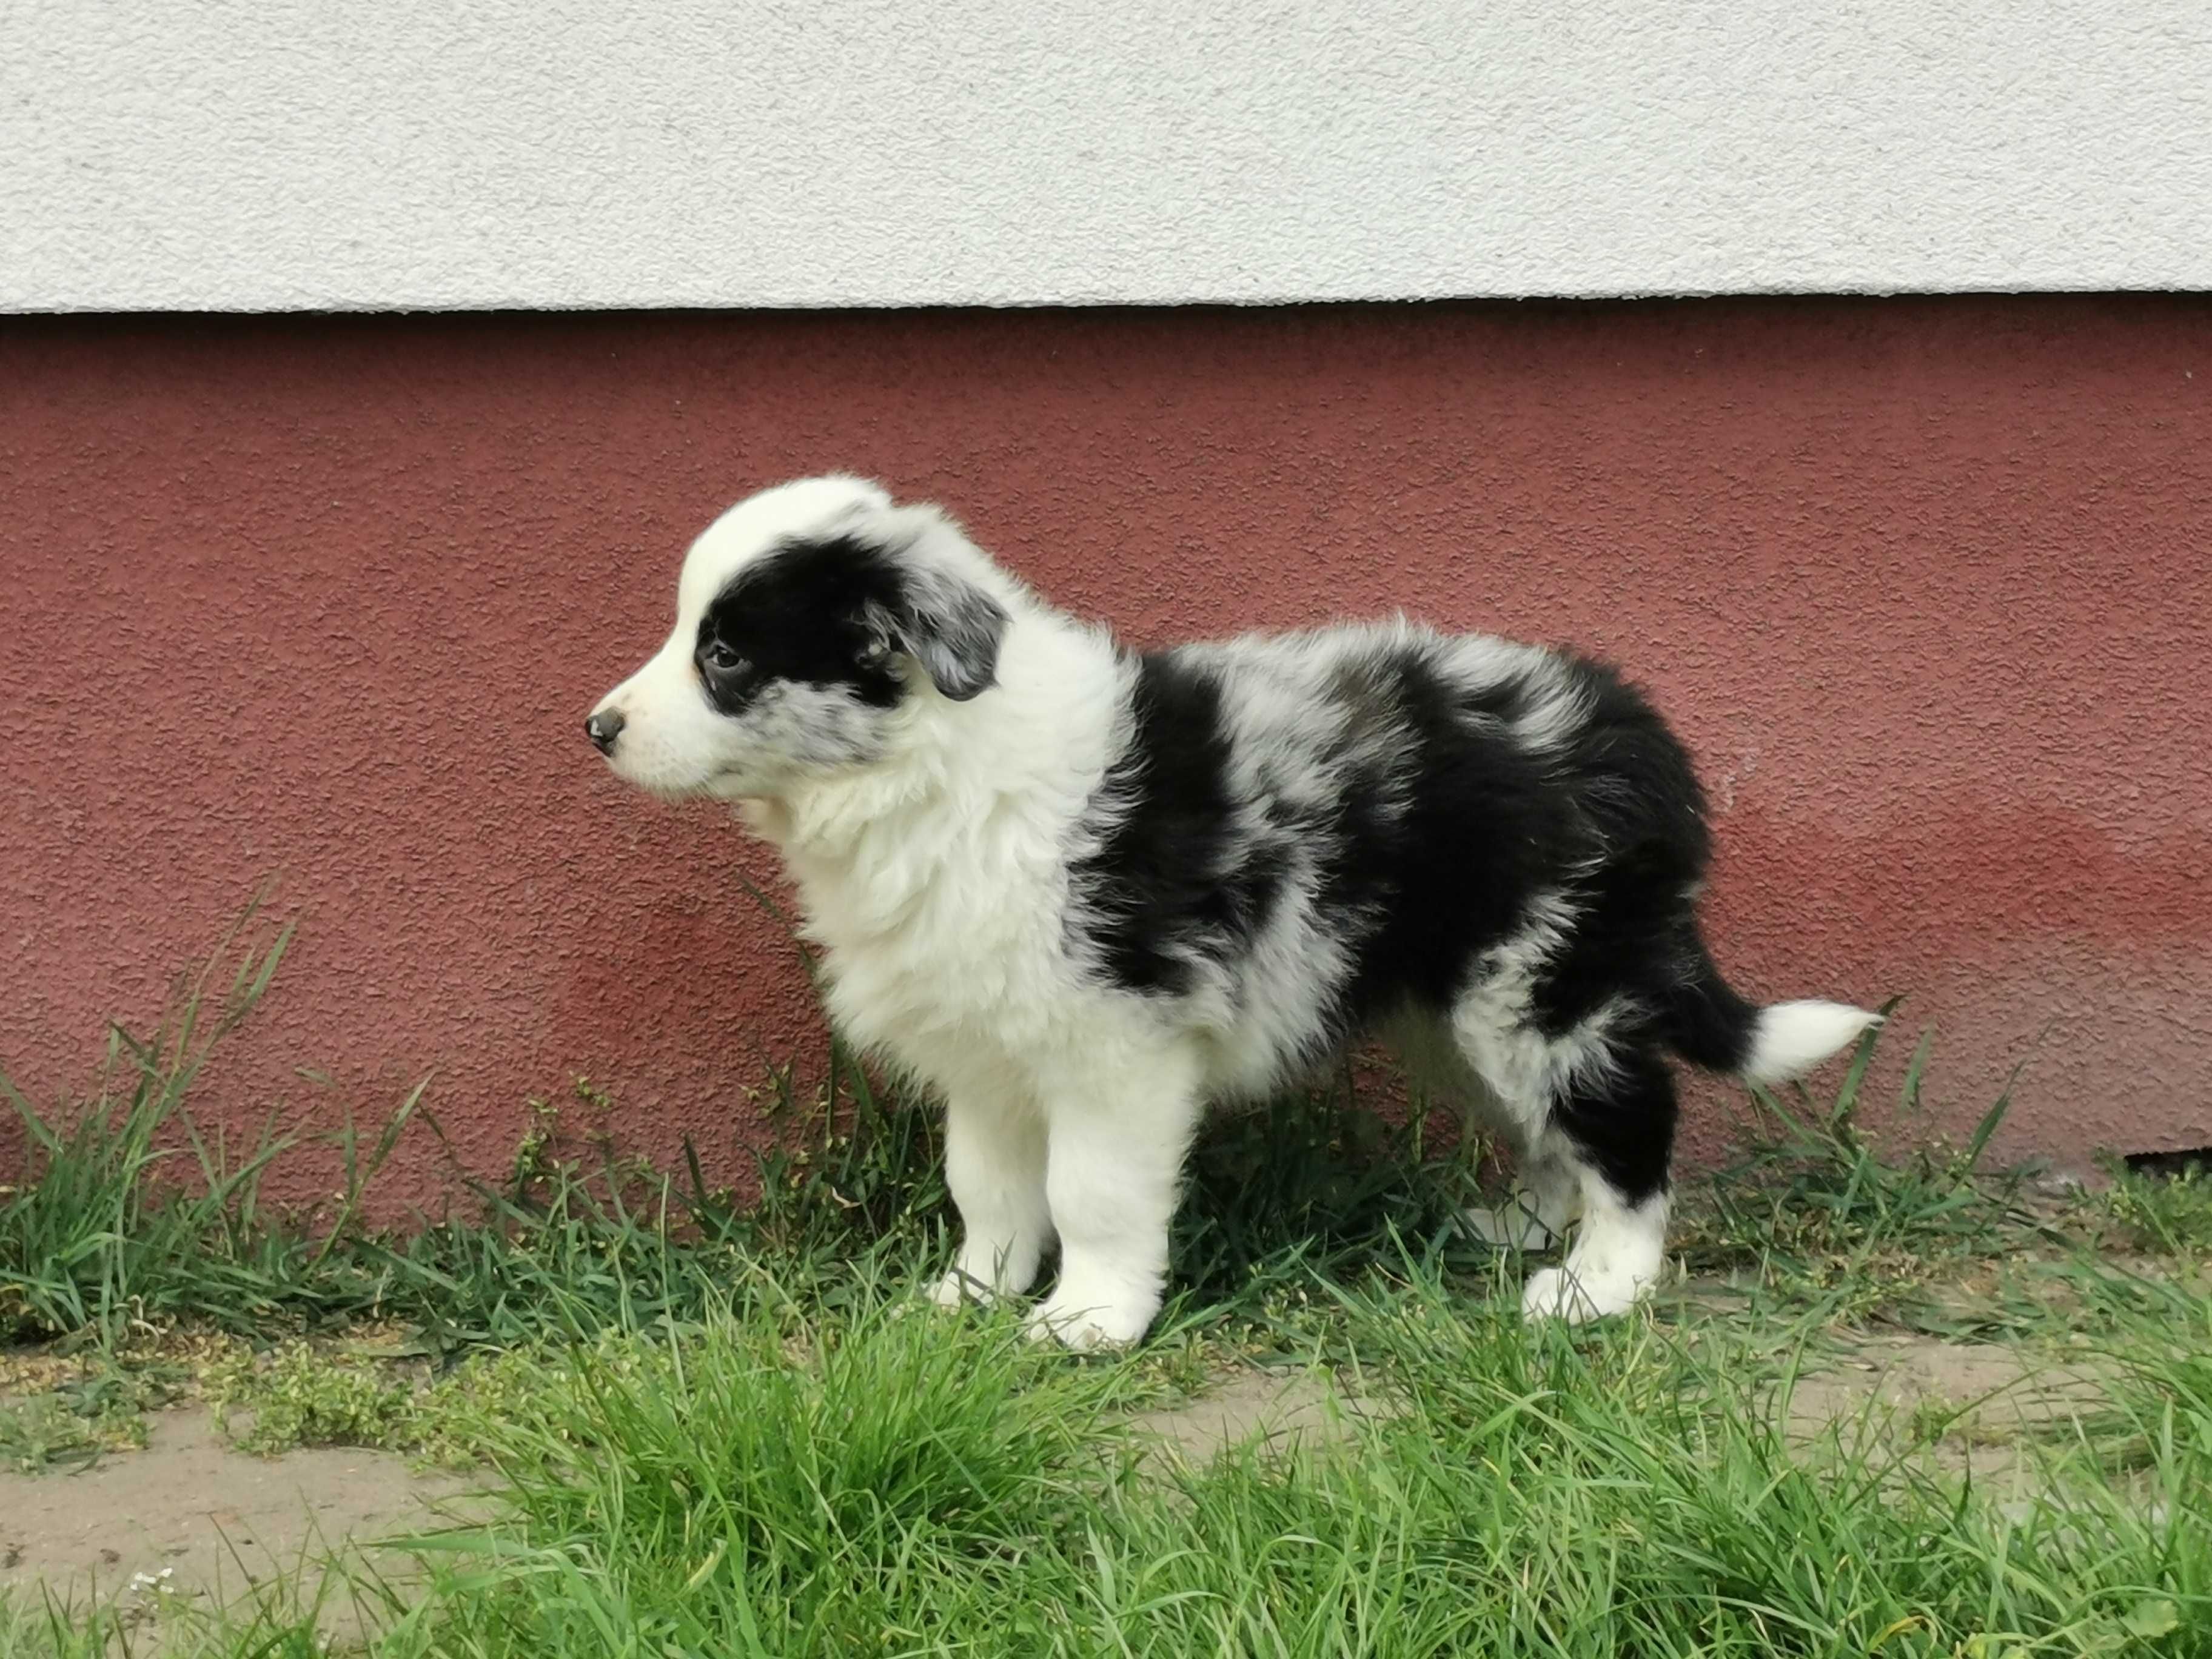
[1663,937,1880,1084]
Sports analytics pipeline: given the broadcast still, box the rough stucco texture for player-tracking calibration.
[2,298,2208,1209]
[8,0,2212,312]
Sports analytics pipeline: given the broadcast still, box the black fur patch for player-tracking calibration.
[1068,654,1289,994]
[1523,659,1714,1039]
[696,534,909,714]
[1549,1046,1679,1204]
[695,530,1005,712]
[1324,648,1569,1022]
[1069,640,1587,1028]
[1065,629,1749,1211]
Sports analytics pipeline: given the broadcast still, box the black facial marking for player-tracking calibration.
[695,534,912,714]
[696,532,1005,711]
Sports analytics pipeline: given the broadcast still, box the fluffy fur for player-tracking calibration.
[588,477,1876,1346]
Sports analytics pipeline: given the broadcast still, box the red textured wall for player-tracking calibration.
[3,299,2207,1207]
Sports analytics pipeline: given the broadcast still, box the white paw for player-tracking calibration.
[1520,1264,1644,1324]
[1025,1285,1157,1352]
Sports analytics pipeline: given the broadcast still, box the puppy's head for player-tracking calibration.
[585,477,1008,799]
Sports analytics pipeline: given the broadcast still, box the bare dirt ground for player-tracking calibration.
[1125,1366,1392,1467]
[1,1409,468,1610]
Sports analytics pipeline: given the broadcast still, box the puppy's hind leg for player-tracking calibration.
[1393,1010,1577,1251]
[1464,1151,1581,1250]
[1518,1047,1678,1323]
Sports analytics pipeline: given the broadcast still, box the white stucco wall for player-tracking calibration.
[7,1,2210,312]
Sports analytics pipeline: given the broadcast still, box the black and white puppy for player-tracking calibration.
[586,477,1874,1347]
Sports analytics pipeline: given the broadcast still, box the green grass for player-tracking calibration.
[14,1277,2204,1658]
[1671,1010,2050,1332]
[0,902,939,1359]
[4,910,2209,1655]
[0,902,313,1346]
[2080,1157,2212,1258]
[0,904,1486,1367]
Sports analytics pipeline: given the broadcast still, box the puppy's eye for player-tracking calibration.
[702,640,745,674]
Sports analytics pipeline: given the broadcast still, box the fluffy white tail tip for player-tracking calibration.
[1743,1000,1882,1084]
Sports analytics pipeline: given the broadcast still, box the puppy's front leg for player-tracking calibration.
[1028,1045,1204,1350]
[927,1071,1051,1308]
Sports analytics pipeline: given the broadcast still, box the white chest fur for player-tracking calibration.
[759,622,1127,1069]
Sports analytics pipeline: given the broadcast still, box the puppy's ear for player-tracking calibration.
[873,565,1007,702]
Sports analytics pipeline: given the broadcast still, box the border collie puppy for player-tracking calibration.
[586,477,1874,1347]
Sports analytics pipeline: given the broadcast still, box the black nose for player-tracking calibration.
[585,709,625,755]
